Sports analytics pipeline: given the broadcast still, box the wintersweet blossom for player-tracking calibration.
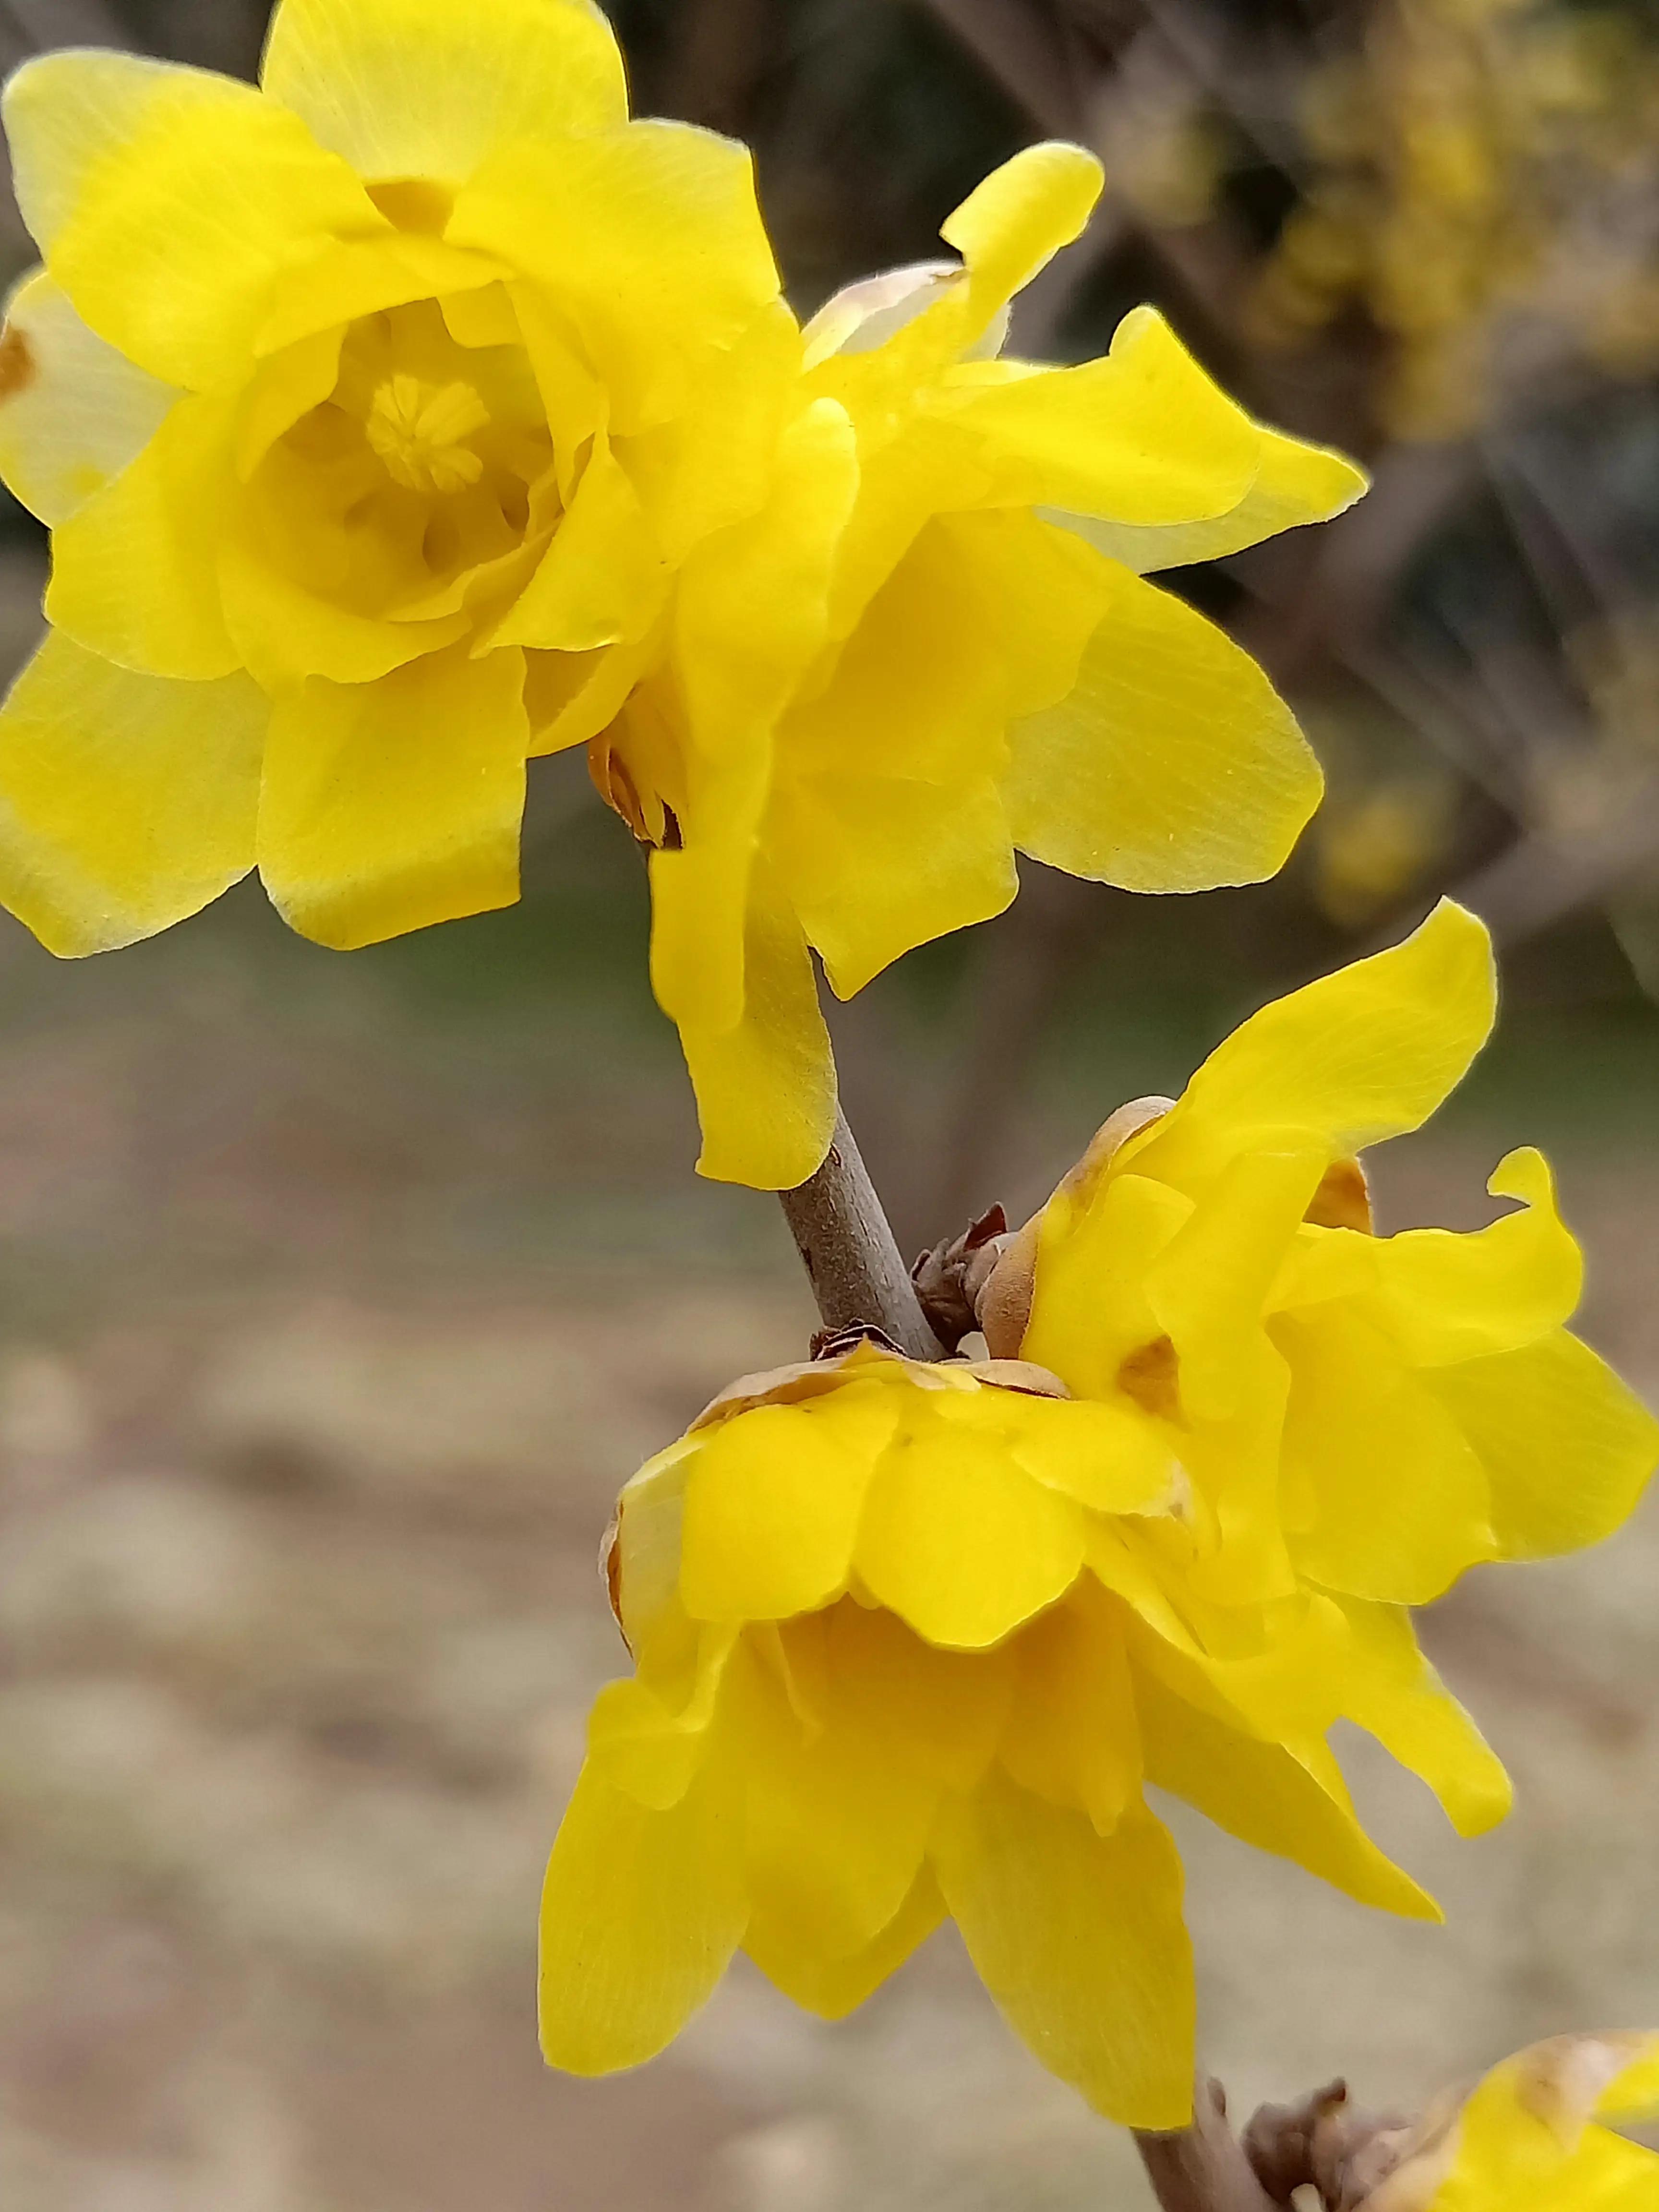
[979,900,1659,1608]
[0,0,1364,1190]
[1367,2032,1659,2210]
[540,1340,1513,2129]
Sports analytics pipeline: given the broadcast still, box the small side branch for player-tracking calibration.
[779,1110,944,1359]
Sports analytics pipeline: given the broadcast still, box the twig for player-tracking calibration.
[1137,2079,1279,2210]
[778,1108,944,1358]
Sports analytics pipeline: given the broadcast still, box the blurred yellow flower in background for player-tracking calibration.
[540,1338,1514,2129]
[981,900,1659,1609]
[1367,2030,1659,2208]
[0,0,1365,1192]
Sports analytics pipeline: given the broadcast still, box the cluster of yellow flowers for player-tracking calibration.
[1253,0,1659,437]
[541,902,1656,2126]
[0,0,1652,2184]
[0,0,1362,1192]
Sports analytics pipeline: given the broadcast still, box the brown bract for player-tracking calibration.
[977,1095,1177,1358]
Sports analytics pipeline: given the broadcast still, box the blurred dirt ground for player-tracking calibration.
[0,570,1652,2210]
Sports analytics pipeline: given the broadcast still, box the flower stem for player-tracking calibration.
[778,1108,944,1358]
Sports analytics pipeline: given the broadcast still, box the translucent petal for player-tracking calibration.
[942,311,1261,525]
[933,1776,1193,2128]
[674,861,837,1191]
[855,1410,1086,1649]
[1133,1664,1440,1920]
[4,50,380,390]
[1426,1328,1659,1563]
[1276,1302,1494,1602]
[47,392,240,682]
[1335,1600,1513,1839]
[0,271,174,528]
[450,121,778,435]
[258,643,528,948]
[1136,901,1497,1192]
[0,631,264,956]
[745,1865,945,2022]
[1004,560,1322,895]
[678,1384,900,1623]
[538,1751,747,2075]
[262,0,627,183]
[1367,1148,1583,1367]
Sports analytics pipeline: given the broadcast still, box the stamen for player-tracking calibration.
[367,373,490,495]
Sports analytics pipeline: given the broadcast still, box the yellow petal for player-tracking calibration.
[1058,451,1366,578]
[855,1404,1086,1648]
[585,1623,737,1810]
[678,1383,899,1622]
[1367,1148,1583,1367]
[1335,1600,1513,1839]
[941,310,1261,525]
[262,0,626,184]
[538,1751,747,2075]
[0,631,264,955]
[1004,1394,1179,1517]
[1145,1145,1328,1421]
[775,510,1103,998]
[651,399,859,1033]
[675,861,837,1190]
[1054,409,1367,575]
[489,431,667,653]
[933,1776,1193,2129]
[253,232,505,359]
[257,643,528,948]
[1137,901,1497,1191]
[617,295,802,565]
[1024,1170,1195,1400]
[782,765,1017,1001]
[739,1629,940,1960]
[1425,1327,1659,1562]
[1001,1589,1142,1833]
[218,507,468,693]
[940,143,1104,337]
[47,392,240,681]
[4,50,380,391]
[1277,1302,1495,1603]
[1004,559,1322,894]
[1132,1663,1440,1920]
[0,270,175,528]
[745,1865,945,2022]
[450,121,778,435]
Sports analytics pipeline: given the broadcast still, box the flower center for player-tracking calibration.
[365,373,491,495]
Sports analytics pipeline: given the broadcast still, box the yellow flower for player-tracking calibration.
[540,1340,1512,2129]
[0,0,1363,1191]
[1368,2031,1659,2209]
[985,900,1659,1609]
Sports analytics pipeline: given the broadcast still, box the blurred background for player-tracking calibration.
[0,0,1655,2204]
